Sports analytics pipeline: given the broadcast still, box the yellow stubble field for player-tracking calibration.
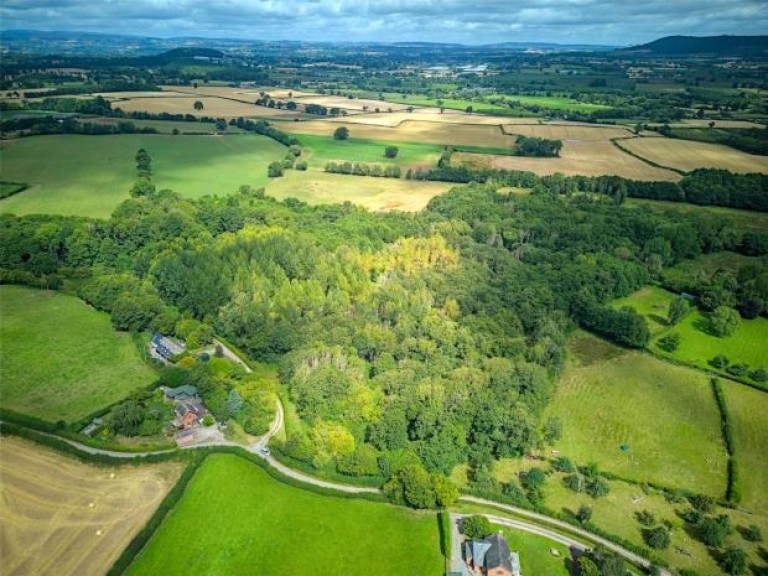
[620,136,768,174]
[0,436,183,576]
[282,118,518,148]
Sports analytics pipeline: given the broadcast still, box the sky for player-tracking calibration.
[2,0,767,46]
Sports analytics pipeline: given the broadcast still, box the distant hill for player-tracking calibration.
[620,35,768,56]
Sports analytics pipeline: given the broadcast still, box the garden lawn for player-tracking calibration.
[126,454,444,576]
[0,133,286,218]
[294,133,443,168]
[0,285,157,422]
[492,524,571,576]
[721,382,768,514]
[653,309,768,378]
[544,332,728,496]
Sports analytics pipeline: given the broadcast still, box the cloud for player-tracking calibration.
[1,0,766,45]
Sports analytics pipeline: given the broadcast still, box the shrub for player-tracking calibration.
[690,494,716,513]
[710,355,730,369]
[586,475,610,498]
[460,515,492,539]
[697,514,732,548]
[720,547,748,575]
[295,160,308,171]
[384,146,399,158]
[201,414,215,426]
[726,363,749,377]
[333,126,349,140]
[644,526,671,549]
[267,162,283,178]
[657,333,680,352]
[635,510,656,526]
[563,473,585,493]
[552,456,576,473]
[576,505,592,525]
[742,524,763,542]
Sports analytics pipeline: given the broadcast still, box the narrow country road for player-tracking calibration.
[1,340,668,573]
[459,496,671,575]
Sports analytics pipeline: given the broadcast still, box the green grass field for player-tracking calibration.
[499,95,611,113]
[492,524,571,575]
[653,310,768,378]
[127,454,443,576]
[295,133,443,168]
[545,331,727,495]
[721,382,768,514]
[375,93,512,114]
[0,285,157,422]
[0,134,286,218]
[611,285,768,383]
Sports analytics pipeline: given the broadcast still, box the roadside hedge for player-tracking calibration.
[270,443,386,488]
[0,421,179,466]
[106,454,204,576]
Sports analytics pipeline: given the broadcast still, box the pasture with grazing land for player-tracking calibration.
[0,134,286,218]
[544,331,727,495]
[295,133,443,168]
[0,436,182,576]
[620,136,768,173]
[654,310,768,379]
[722,383,768,514]
[125,454,443,576]
[265,169,455,212]
[0,285,157,423]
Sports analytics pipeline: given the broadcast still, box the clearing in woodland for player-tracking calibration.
[544,331,728,495]
[0,285,157,422]
[125,454,443,576]
[265,170,454,212]
[0,436,182,576]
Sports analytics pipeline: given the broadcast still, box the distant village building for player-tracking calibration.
[150,333,186,361]
[465,532,521,576]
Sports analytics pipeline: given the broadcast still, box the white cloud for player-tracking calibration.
[1,0,766,45]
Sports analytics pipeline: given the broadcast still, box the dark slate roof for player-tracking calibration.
[166,384,198,399]
[465,539,492,566]
[483,533,513,572]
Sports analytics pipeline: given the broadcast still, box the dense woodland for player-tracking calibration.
[2,174,766,498]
